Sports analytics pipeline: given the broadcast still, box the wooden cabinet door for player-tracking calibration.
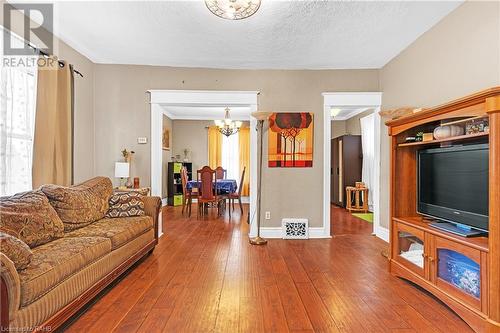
[393,222,426,278]
[430,236,486,311]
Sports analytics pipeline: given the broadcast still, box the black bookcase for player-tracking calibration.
[167,162,192,206]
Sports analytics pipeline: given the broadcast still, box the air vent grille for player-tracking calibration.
[282,218,309,239]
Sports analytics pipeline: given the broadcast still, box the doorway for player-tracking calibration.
[322,92,385,239]
[148,90,259,237]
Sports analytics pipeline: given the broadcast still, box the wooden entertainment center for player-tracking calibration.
[386,87,500,333]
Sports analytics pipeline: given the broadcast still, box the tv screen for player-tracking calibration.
[418,144,489,231]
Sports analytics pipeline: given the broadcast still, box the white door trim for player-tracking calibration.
[322,92,383,240]
[148,90,259,239]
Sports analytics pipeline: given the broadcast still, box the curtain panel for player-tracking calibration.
[238,127,250,196]
[360,113,375,209]
[207,126,222,169]
[0,56,38,196]
[32,57,74,188]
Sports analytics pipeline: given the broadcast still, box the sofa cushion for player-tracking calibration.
[0,190,64,248]
[106,192,145,218]
[18,236,111,307]
[41,177,113,231]
[0,232,33,270]
[64,216,153,250]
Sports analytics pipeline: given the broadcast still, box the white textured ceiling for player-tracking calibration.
[331,107,373,121]
[38,1,462,69]
[162,105,251,120]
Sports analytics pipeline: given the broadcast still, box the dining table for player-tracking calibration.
[186,179,238,194]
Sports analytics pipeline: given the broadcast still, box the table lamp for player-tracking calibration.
[115,162,130,190]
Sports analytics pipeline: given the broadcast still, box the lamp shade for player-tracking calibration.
[251,111,272,121]
[115,162,130,178]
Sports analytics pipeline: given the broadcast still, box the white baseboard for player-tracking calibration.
[375,226,389,242]
[258,227,282,238]
[309,227,332,238]
[258,226,331,239]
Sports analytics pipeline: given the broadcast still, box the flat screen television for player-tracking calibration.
[417,143,489,232]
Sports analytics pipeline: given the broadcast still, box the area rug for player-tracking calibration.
[352,213,373,223]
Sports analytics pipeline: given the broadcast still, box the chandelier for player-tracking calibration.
[215,107,242,137]
[205,0,261,20]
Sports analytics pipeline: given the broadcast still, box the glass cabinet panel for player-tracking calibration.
[398,231,424,269]
[437,249,480,299]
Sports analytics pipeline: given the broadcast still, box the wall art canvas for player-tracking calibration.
[268,112,313,167]
[162,128,170,150]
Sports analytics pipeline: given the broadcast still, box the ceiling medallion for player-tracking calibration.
[205,0,261,20]
[214,107,242,137]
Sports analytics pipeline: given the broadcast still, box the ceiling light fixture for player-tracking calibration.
[205,0,261,20]
[331,108,342,117]
[215,107,243,137]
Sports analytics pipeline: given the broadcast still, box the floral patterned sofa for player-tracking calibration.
[0,177,161,332]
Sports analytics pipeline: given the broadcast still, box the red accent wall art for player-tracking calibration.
[268,112,313,167]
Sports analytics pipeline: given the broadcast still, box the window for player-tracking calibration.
[0,31,38,196]
[221,132,239,180]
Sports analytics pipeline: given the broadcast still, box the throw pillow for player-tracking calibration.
[0,232,33,270]
[41,177,113,231]
[106,192,145,218]
[0,190,64,248]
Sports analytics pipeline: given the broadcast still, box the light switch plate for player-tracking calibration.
[137,137,148,144]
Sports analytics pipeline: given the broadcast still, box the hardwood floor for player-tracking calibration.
[65,204,473,333]
[331,205,374,235]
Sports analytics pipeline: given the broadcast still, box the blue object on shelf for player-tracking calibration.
[438,249,480,299]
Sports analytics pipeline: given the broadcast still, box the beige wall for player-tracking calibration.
[171,120,211,174]
[331,108,374,140]
[94,67,380,227]
[162,115,172,198]
[346,109,374,135]
[379,1,500,229]
[1,4,95,184]
[331,121,346,139]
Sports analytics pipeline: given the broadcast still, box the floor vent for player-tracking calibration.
[282,218,309,239]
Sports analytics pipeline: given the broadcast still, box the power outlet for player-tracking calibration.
[137,137,148,144]
[265,211,271,220]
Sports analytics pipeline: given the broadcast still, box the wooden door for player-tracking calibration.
[331,138,340,204]
[342,135,362,189]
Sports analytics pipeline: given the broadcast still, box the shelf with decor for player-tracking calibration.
[167,162,192,206]
[385,87,500,333]
[397,132,489,147]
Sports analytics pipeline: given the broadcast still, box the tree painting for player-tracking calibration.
[268,113,313,167]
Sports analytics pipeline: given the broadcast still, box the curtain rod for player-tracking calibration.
[26,42,84,78]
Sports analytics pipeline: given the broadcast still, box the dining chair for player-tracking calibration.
[181,166,197,216]
[229,167,246,214]
[215,166,227,180]
[197,166,225,217]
